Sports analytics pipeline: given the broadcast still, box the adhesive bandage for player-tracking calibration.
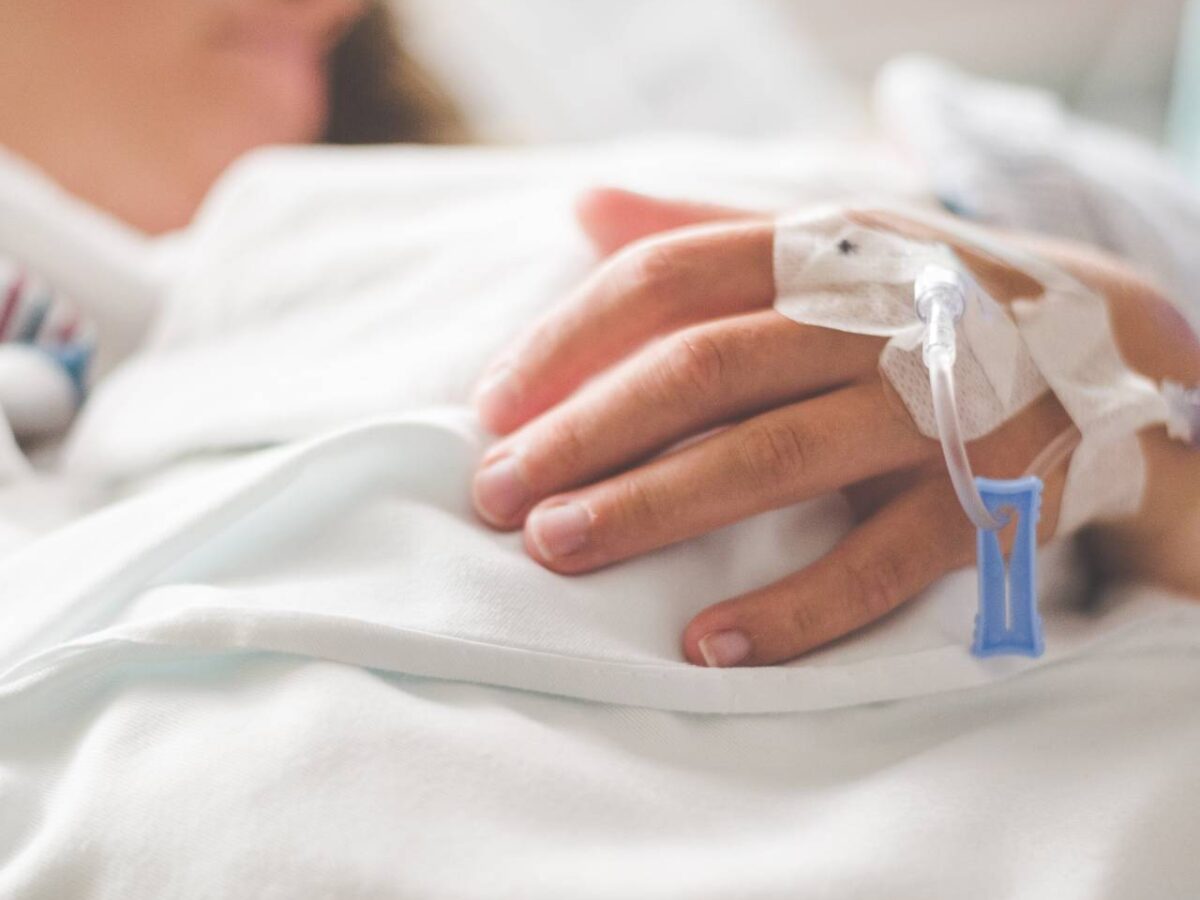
[772,206,1177,535]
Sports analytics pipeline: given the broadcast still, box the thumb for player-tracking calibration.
[574,187,756,257]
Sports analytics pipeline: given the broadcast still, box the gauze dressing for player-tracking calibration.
[773,205,1174,534]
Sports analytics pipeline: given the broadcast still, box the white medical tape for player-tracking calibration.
[773,205,1171,535]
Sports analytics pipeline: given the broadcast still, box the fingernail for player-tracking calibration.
[473,364,518,428]
[474,455,530,524]
[529,502,592,559]
[698,630,751,668]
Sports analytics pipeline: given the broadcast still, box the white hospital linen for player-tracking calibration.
[0,132,1198,896]
[4,614,1198,899]
[878,57,1200,330]
[14,138,1182,712]
[8,408,1195,715]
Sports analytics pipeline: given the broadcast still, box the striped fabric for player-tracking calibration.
[0,257,94,396]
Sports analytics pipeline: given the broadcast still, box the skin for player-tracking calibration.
[471,188,1200,668]
[0,0,366,234]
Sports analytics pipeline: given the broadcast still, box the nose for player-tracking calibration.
[276,0,369,46]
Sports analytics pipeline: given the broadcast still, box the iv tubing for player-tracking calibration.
[917,264,1082,532]
[927,348,1004,530]
[917,265,1003,530]
[1024,425,1082,481]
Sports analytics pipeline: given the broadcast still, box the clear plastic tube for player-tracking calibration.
[917,266,1003,531]
[927,347,1004,530]
[1024,425,1081,480]
[916,267,1058,659]
[918,265,1085,530]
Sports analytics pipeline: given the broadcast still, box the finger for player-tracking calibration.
[473,311,883,526]
[575,187,758,256]
[516,381,936,570]
[682,479,974,667]
[475,220,775,435]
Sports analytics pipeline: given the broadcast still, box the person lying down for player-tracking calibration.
[0,33,1196,680]
[0,0,1195,682]
[1,107,1197,687]
[3,2,1200,896]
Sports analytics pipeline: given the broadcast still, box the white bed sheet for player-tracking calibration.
[4,622,1198,899]
[0,137,1197,897]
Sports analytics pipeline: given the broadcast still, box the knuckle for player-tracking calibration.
[623,240,684,298]
[608,476,666,533]
[537,415,590,478]
[735,418,813,492]
[784,596,828,641]
[844,552,909,622]
[652,329,728,404]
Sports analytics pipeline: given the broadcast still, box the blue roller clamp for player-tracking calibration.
[972,476,1044,658]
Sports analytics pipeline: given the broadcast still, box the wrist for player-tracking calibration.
[1085,428,1200,598]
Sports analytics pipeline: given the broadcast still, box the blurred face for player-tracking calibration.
[0,0,368,231]
[91,0,365,144]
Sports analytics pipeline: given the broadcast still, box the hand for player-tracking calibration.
[471,189,1200,667]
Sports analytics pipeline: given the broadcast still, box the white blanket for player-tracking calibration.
[1,136,1198,897]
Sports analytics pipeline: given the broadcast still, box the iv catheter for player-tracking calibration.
[915,265,1079,658]
[915,266,1002,532]
[916,264,1200,658]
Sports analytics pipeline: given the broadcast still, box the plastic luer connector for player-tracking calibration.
[972,476,1045,658]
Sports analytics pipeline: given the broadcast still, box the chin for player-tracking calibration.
[257,90,330,146]
[213,54,334,148]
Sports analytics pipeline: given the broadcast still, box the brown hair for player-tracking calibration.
[323,3,466,145]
